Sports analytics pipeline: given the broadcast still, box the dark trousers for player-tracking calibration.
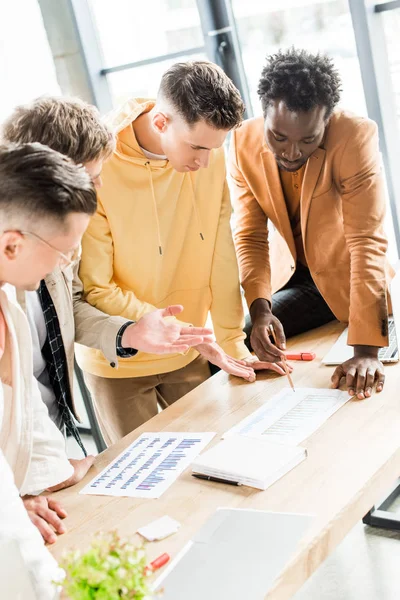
[244,263,337,351]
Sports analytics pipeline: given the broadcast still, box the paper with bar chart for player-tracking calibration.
[224,388,349,446]
[81,432,215,498]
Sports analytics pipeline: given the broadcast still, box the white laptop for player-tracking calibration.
[323,272,400,365]
[154,508,314,600]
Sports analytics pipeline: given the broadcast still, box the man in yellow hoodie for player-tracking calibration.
[78,61,286,444]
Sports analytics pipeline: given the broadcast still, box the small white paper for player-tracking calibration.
[138,516,181,541]
[80,432,215,499]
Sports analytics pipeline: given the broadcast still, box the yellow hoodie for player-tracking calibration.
[76,99,248,378]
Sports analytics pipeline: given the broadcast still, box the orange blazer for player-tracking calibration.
[229,110,393,347]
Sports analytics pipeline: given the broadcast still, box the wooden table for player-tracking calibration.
[50,321,400,599]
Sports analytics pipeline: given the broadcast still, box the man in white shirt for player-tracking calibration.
[0,142,99,596]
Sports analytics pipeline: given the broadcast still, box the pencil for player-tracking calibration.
[269,324,296,392]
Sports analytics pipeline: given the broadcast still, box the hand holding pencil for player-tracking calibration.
[248,299,287,363]
[269,324,296,392]
[246,301,295,384]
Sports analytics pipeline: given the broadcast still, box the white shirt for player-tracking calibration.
[0,285,73,495]
[0,381,63,599]
[139,145,167,160]
[25,291,62,429]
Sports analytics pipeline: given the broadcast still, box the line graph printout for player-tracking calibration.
[224,388,349,445]
[81,432,215,499]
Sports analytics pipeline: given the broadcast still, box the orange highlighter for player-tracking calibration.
[144,552,170,575]
[284,352,316,361]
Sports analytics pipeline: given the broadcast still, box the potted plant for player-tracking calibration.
[60,531,156,599]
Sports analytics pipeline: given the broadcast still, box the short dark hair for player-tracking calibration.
[1,96,115,164]
[258,48,342,118]
[0,143,97,231]
[159,60,245,129]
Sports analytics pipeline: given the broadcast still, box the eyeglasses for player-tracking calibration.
[19,230,75,269]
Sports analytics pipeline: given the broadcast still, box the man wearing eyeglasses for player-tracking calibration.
[1,98,119,456]
[0,143,95,562]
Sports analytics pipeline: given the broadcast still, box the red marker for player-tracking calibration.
[144,552,170,575]
[284,352,316,361]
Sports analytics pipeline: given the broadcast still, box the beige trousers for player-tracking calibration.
[84,356,211,445]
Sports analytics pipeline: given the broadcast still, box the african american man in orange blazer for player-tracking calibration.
[229,48,394,401]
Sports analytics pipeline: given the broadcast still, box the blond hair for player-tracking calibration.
[1,96,115,164]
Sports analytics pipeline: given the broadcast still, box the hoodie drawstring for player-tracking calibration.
[145,161,163,256]
[189,173,205,241]
[144,161,205,256]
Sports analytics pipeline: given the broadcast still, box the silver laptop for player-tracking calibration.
[322,272,399,365]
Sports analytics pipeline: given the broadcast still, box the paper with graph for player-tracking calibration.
[81,432,215,498]
[224,388,349,445]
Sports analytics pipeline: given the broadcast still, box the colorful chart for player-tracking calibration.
[80,432,216,499]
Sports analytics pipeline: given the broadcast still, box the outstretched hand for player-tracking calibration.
[195,342,256,382]
[121,305,214,354]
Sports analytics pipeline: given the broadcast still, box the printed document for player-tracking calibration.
[81,432,215,498]
[224,388,349,445]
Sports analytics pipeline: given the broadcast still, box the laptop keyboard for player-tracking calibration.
[378,319,398,360]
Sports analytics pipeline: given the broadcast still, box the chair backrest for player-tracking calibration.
[0,539,37,599]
